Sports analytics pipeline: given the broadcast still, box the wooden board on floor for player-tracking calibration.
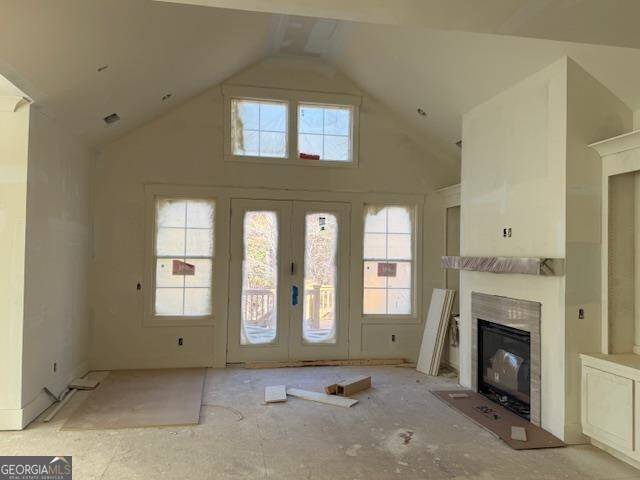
[243,358,404,369]
[431,390,565,450]
[265,385,287,403]
[286,388,358,407]
[62,368,205,430]
[336,376,371,396]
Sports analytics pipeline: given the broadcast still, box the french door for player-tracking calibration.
[227,199,350,363]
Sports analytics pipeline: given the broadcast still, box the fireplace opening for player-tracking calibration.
[477,319,531,420]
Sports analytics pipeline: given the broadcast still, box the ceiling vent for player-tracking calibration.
[103,113,120,125]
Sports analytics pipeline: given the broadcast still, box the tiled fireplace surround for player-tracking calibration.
[470,292,542,426]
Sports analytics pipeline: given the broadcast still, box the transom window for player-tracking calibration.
[298,104,352,162]
[362,205,414,315]
[231,98,288,158]
[154,198,215,317]
[225,88,359,166]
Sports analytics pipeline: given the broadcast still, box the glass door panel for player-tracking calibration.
[302,213,338,344]
[290,201,350,360]
[241,211,279,345]
[227,199,291,363]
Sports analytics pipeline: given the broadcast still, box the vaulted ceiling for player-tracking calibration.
[2,0,640,164]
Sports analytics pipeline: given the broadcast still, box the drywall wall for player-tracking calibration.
[460,58,568,440]
[564,58,632,441]
[607,172,635,354]
[19,107,93,426]
[91,56,459,370]
[0,102,30,429]
[460,56,632,442]
[444,205,460,369]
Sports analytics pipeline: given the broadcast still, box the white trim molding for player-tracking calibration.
[0,95,29,112]
[590,129,640,158]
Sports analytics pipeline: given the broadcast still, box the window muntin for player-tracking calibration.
[154,198,214,317]
[231,98,288,158]
[298,104,352,162]
[362,205,414,315]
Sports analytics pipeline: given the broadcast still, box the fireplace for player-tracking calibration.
[478,319,531,420]
[471,292,541,425]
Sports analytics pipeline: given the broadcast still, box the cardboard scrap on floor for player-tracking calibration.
[62,368,205,430]
[511,426,528,442]
[448,392,469,399]
[68,377,100,390]
[265,385,287,403]
[431,390,565,450]
[324,376,371,396]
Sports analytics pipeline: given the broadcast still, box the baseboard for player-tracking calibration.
[592,439,640,471]
[20,392,54,428]
[0,392,54,431]
[17,359,91,430]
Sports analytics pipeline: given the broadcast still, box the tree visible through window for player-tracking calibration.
[241,211,279,345]
[231,99,288,158]
[363,205,413,315]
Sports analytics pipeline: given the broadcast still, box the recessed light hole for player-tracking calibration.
[103,113,120,125]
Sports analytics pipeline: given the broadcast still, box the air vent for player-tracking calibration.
[103,113,120,125]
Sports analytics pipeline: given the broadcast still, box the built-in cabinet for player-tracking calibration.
[581,354,640,468]
[581,130,640,469]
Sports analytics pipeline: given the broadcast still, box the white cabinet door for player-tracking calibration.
[582,366,634,452]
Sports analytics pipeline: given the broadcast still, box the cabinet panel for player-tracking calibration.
[582,366,634,452]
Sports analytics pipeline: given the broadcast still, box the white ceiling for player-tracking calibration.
[0,0,276,147]
[327,23,640,159]
[159,0,640,50]
[2,0,640,162]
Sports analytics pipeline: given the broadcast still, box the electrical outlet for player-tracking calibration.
[178,337,183,346]
[578,308,585,320]
[503,227,512,238]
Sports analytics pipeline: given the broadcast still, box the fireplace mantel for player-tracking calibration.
[442,256,564,276]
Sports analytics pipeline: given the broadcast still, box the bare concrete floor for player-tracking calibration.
[0,366,639,479]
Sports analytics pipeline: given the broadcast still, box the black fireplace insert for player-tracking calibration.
[477,319,531,420]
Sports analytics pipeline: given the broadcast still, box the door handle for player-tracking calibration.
[292,285,299,306]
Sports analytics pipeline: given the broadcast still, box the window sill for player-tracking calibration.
[144,316,215,328]
[224,154,358,169]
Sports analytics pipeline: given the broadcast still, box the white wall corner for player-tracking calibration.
[564,422,589,445]
[0,96,29,112]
